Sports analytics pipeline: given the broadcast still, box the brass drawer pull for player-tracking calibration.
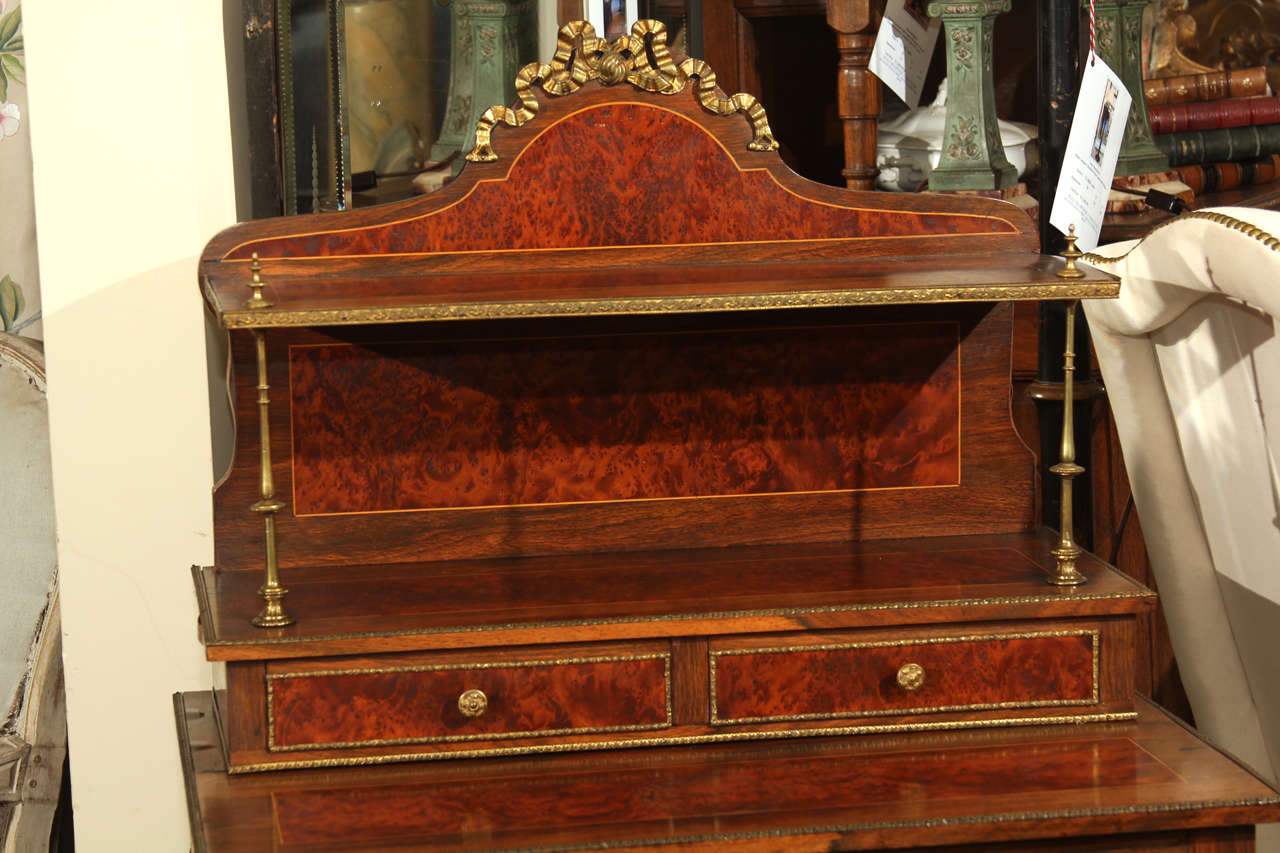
[458,688,488,718]
[896,662,925,691]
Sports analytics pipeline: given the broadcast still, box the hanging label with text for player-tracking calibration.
[869,0,942,109]
[1049,53,1132,251]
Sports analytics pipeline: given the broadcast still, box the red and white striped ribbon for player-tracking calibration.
[1088,0,1097,63]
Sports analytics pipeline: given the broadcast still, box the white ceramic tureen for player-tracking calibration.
[876,79,1039,191]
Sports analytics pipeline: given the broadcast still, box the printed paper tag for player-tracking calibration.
[1049,53,1132,252]
[869,0,942,109]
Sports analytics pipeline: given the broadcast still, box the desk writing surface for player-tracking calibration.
[177,691,1280,851]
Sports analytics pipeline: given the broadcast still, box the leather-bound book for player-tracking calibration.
[1143,67,1268,106]
[1149,95,1280,134]
[1154,123,1280,165]
[1174,153,1280,193]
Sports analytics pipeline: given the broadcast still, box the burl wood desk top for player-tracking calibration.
[177,691,1280,852]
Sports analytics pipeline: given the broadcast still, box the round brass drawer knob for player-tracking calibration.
[896,662,925,691]
[458,688,488,718]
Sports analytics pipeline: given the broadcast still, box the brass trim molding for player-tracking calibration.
[466,20,777,163]
[215,281,1121,330]
[265,653,673,752]
[276,0,296,215]
[708,630,1100,725]
[228,710,1138,773]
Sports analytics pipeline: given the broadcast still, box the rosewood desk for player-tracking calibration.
[181,21,1280,850]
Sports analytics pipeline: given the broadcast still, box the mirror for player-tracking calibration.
[271,0,706,212]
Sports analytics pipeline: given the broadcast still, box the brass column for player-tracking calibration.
[246,257,294,627]
[1050,231,1088,586]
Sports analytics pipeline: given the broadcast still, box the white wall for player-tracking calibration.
[21,2,566,848]
[539,2,560,58]
[22,0,237,847]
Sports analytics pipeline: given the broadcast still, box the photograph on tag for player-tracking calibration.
[1091,80,1119,166]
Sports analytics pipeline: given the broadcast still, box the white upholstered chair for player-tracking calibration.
[0,333,65,853]
[1085,208,1280,848]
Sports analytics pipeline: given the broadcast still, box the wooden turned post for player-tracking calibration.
[829,0,883,190]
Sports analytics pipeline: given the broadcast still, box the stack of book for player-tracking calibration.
[1144,66,1280,194]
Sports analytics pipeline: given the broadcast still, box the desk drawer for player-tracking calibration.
[710,630,1098,725]
[267,648,672,751]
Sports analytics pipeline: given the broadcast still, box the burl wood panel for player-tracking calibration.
[198,85,1046,329]
[712,633,1096,723]
[214,304,1035,570]
[288,322,959,515]
[217,101,1021,264]
[269,654,669,749]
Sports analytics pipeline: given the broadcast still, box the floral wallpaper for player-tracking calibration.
[0,0,39,340]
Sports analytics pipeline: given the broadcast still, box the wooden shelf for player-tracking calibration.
[196,530,1154,661]
[176,691,1280,852]
[203,252,1116,330]
[198,84,1113,332]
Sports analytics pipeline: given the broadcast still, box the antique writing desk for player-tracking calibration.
[180,22,1280,850]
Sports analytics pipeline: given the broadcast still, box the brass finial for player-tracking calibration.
[246,253,272,308]
[1057,225,1086,279]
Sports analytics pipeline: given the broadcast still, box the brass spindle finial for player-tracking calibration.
[246,252,272,308]
[1057,225,1086,279]
[1049,299,1088,586]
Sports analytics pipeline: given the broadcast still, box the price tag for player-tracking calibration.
[1049,53,1132,251]
[869,0,942,109]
